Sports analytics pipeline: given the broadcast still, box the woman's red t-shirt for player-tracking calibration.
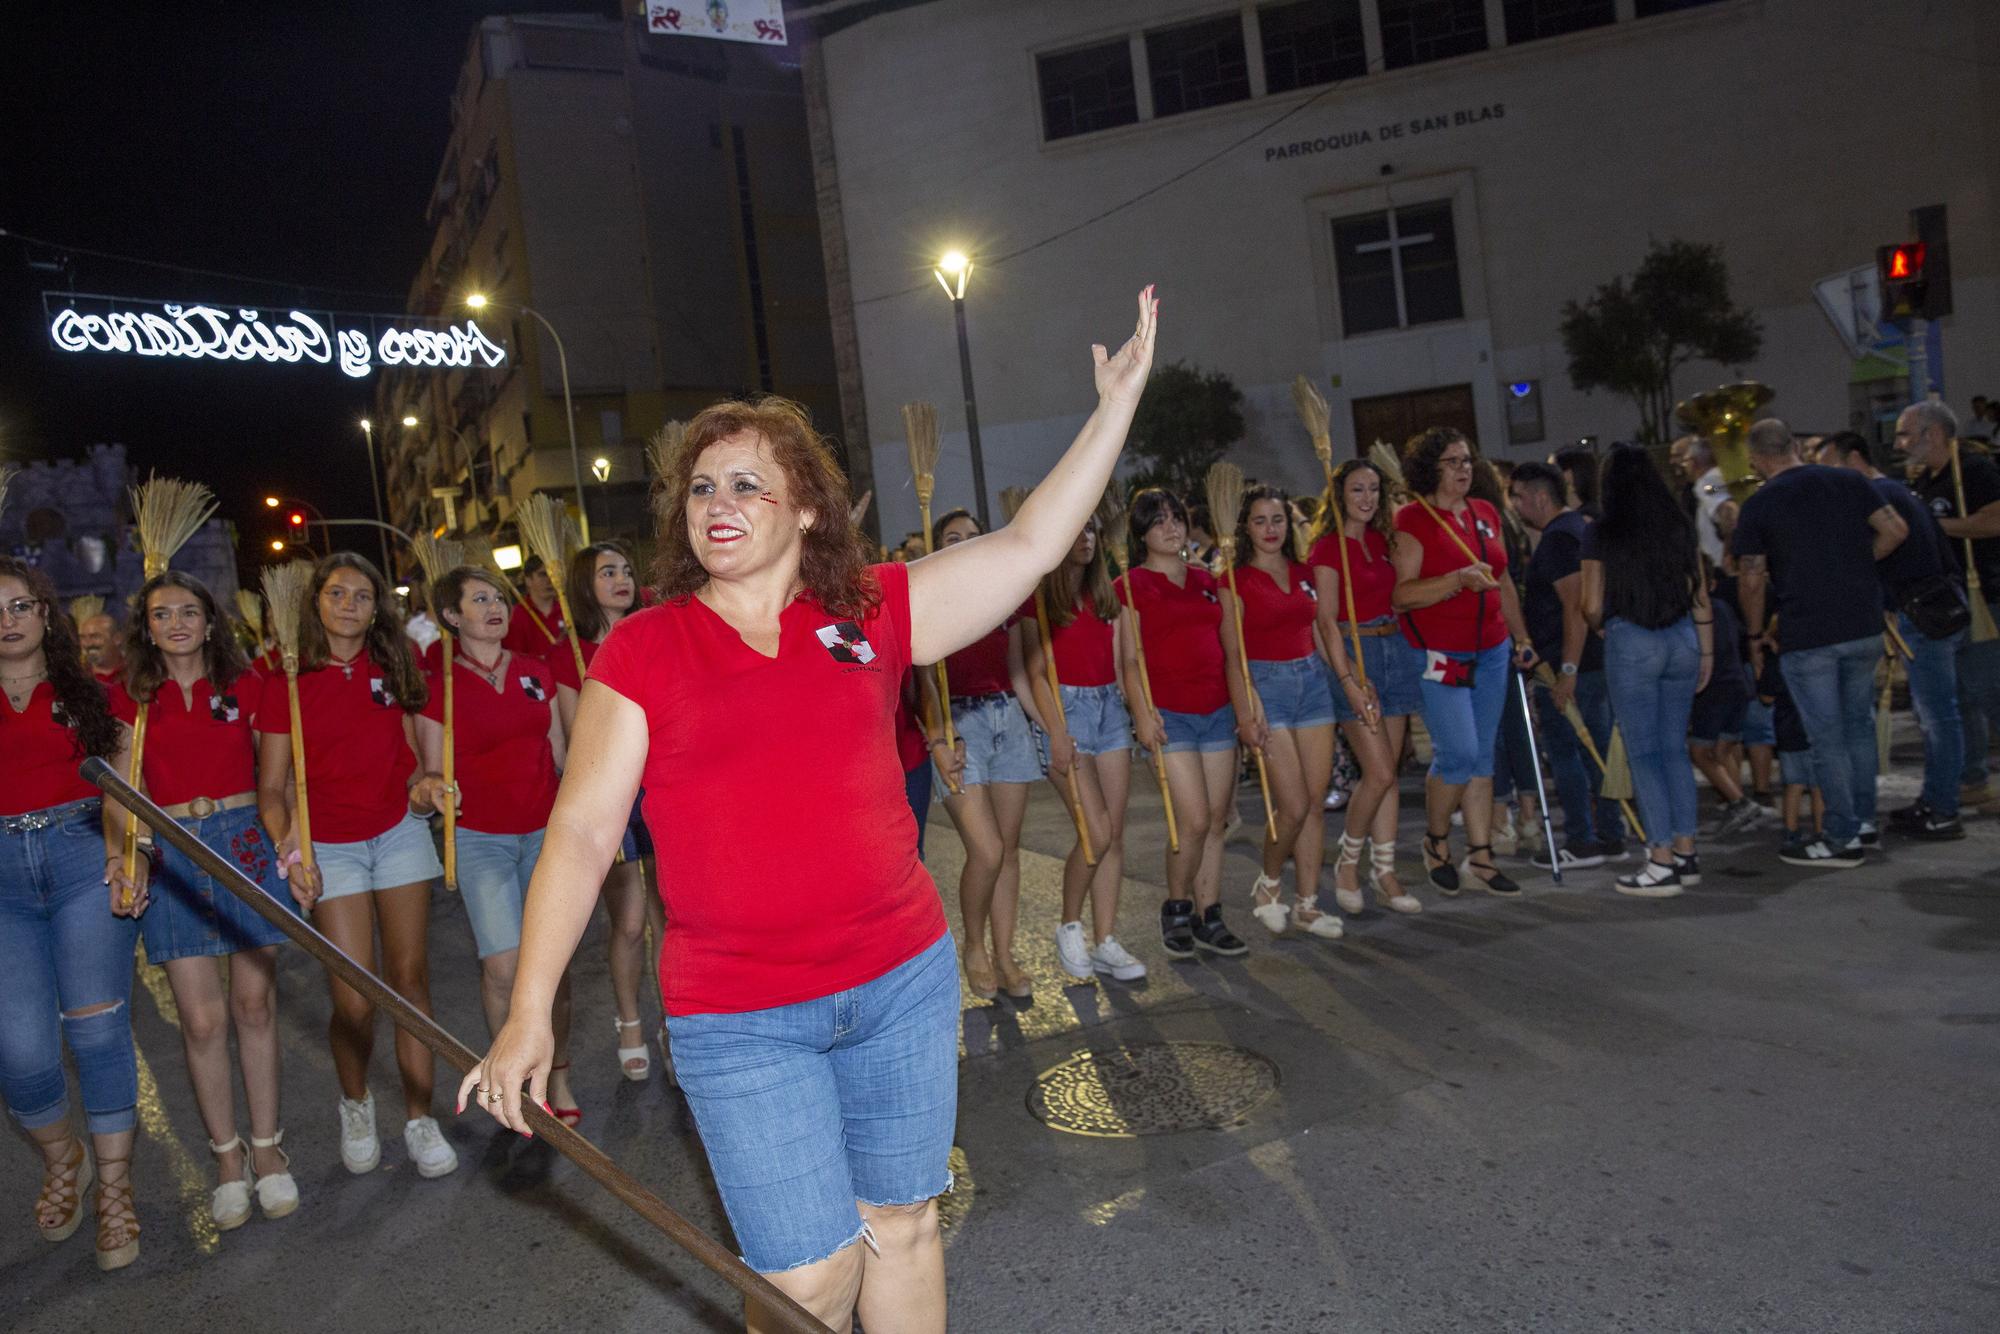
[1,682,100,816]
[1047,597,1117,688]
[502,600,566,659]
[1118,565,1229,714]
[253,651,417,843]
[1307,527,1397,624]
[545,634,603,693]
[109,671,267,808]
[1394,498,1509,653]
[587,561,948,1016]
[943,624,1012,698]
[420,654,559,835]
[1232,560,1318,661]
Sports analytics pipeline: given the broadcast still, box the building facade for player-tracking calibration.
[804,0,1998,542]
[378,11,841,559]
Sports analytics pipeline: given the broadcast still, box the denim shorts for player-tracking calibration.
[1249,655,1335,731]
[666,930,959,1273]
[1331,623,1424,723]
[314,812,443,901]
[143,805,298,964]
[1779,748,1817,789]
[620,792,653,862]
[1161,704,1238,754]
[944,693,1040,788]
[1741,691,1776,749]
[455,827,544,958]
[1047,682,1132,758]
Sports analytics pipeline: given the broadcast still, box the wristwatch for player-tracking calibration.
[1559,662,1579,677]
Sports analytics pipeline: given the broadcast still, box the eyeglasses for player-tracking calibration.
[1439,455,1475,470]
[1,597,45,621]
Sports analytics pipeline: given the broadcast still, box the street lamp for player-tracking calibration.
[357,417,392,573]
[933,249,990,530]
[466,291,589,543]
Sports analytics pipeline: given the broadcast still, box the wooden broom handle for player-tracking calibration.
[1032,588,1095,866]
[915,501,961,796]
[442,630,458,893]
[118,703,149,906]
[1221,562,1280,843]
[285,669,315,871]
[1951,439,1987,595]
[1334,526,1369,686]
[1116,577,1178,853]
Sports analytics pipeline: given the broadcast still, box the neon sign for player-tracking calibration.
[43,293,508,379]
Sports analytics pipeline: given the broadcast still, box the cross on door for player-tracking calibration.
[1353,214,1436,331]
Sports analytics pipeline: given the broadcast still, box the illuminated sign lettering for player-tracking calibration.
[43,293,508,379]
[645,0,786,45]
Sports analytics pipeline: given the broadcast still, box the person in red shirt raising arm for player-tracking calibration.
[460,287,1157,1334]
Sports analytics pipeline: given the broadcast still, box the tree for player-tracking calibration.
[1560,239,1763,446]
[1126,361,1245,500]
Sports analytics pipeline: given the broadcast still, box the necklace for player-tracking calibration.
[456,650,504,687]
[1,670,46,683]
[327,649,363,680]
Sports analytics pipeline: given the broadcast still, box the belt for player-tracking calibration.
[1344,621,1401,638]
[161,791,258,820]
[1,797,102,835]
[951,691,1013,708]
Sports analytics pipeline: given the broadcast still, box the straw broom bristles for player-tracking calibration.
[70,594,105,625]
[233,588,264,641]
[261,560,317,873]
[1100,492,1179,852]
[999,486,1029,523]
[518,493,588,682]
[1368,440,1408,501]
[0,464,14,521]
[647,420,689,487]
[1291,375,1334,484]
[130,473,218,579]
[1203,462,1279,844]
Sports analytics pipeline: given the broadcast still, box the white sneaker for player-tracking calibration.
[403,1116,458,1179]
[1054,921,1094,980]
[1090,936,1148,982]
[337,1094,379,1175]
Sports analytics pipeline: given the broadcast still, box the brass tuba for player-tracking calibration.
[1675,381,1773,502]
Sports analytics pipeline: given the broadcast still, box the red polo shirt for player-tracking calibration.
[1307,527,1397,624]
[942,624,1012,698]
[1118,565,1229,714]
[421,653,558,835]
[253,652,417,843]
[1,682,99,816]
[1233,560,1318,661]
[1046,597,1117,688]
[109,671,267,808]
[1395,499,1509,653]
[545,634,602,694]
[503,600,566,659]
[587,561,947,1016]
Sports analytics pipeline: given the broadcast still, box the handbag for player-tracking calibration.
[1403,500,1489,689]
[1898,572,1970,640]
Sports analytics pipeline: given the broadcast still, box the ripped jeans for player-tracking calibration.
[0,800,141,1135]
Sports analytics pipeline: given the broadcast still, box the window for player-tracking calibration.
[1145,14,1251,118]
[1635,0,1722,14]
[1504,380,1546,445]
[1502,0,1615,44]
[1038,41,1139,140]
[1259,0,1366,93]
[1377,0,1489,69]
[1331,201,1463,336]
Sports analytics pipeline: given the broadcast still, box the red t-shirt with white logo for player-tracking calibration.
[420,654,559,835]
[108,671,267,808]
[253,652,418,843]
[1232,560,1318,661]
[502,599,566,659]
[1307,527,1397,625]
[0,682,99,816]
[587,561,947,1016]
[1118,564,1229,714]
[1394,498,1509,654]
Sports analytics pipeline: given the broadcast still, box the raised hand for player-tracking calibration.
[1092,286,1159,410]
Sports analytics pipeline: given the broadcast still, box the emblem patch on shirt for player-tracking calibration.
[815,621,877,665]
[1200,587,1220,604]
[1930,495,1954,518]
[210,693,240,724]
[519,675,547,702]
[1475,519,1497,540]
[369,676,394,708]
[1300,579,1318,601]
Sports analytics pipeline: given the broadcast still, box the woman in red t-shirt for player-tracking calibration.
[500,555,566,660]
[1223,484,1343,940]
[253,553,457,1182]
[1309,459,1424,916]
[0,557,143,1270]
[1119,486,1249,962]
[1018,512,1148,988]
[461,287,1157,1329]
[554,541,663,1083]
[915,508,1039,1001]
[416,566,579,1123]
[106,571,309,1233]
[1391,429,1537,897]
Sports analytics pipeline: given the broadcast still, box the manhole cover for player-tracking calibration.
[1027,1041,1280,1138]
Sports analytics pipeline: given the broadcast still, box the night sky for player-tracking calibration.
[2,2,618,563]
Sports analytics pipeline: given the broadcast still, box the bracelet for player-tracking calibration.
[1339,674,1356,685]
[928,738,952,749]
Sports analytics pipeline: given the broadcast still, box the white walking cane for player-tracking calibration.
[1515,669,1563,886]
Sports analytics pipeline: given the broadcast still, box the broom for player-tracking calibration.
[234,588,264,642]
[1369,440,1408,502]
[1003,485,1094,864]
[902,401,960,795]
[1952,439,1998,642]
[261,561,317,881]
[1204,462,1279,843]
[1102,493,1178,853]
[119,474,220,901]
[413,535,463,893]
[69,594,105,626]
[646,419,688,489]
[1531,664,1645,842]
[517,493,587,683]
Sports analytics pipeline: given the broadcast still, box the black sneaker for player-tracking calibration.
[1192,905,1248,956]
[1673,852,1701,886]
[1160,899,1197,959]
[1532,843,1606,870]
[1598,839,1630,862]
[1888,800,1931,829]
[1908,813,1967,841]
[1857,822,1881,849]
[1779,838,1864,868]
[1614,860,1683,898]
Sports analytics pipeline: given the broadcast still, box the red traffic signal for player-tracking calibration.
[286,510,307,529]
[1885,243,1923,282]
[1877,243,1929,321]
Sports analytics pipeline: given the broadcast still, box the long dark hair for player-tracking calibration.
[0,556,120,759]
[1595,446,1700,629]
[299,552,427,711]
[1316,459,1397,547]
[1041,514,1118,627]
[565,542,636,643]
[1128,486,1189,557]
[1233,483,1293,563]
[123,571,251,704]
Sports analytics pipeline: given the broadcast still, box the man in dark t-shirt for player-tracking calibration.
[1732,419,1908,866]
[1897,402,2000,808]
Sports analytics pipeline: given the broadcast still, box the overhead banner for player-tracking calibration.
[645,0,786,45]
[43,293,509,379]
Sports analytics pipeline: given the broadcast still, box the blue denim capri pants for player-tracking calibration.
[1415,640,1513,784]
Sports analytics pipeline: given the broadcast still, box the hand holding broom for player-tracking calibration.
[903,401,961,795]
[1204,462,1280,844]
[1003,486,1095,864]
[1102,497,1178,852]
[261,560,318,892]
[1292,376,1375,718]
[413,535,464,892]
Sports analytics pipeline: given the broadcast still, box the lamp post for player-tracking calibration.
[934,250,990,530]
[357,417,393,572]
[467,293,589,544]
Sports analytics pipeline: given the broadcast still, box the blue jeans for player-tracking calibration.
[1900,613,1965,816]
[904,761,933,860]
[1415,639,1512,784]
[1603,618,1702,847]
[1532,671,1626,847]
[1780,634,1882,845]
[0,800,142,1136]
[1955,600,2000,786]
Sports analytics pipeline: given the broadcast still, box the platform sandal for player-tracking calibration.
[94,1155,140,1272]
[207,1135,252,1230]
[250,1130,299,1218]
[35,1134,91,1243]
[1250,873,1290,933]
[614,1017,650,1081]
[1370,840,1424,915]
[1332,833,1367,915]
[1423,830,1460,895]
[1460,843,1522,897]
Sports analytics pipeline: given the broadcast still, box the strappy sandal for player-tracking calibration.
[1250,873,1290,934]
[1291,894,1345,939]
[249,1130,299,1219]
[35,1134,91,1243]
[996,956,1033,1000]
[961,945,1000,999]
[1332,833,1367,915]
[1369,841,1424,915]
[547,1062,583,1126]
[207,1134,252,1231]
[1460,843,1522,898]
[94,1155,140,1271]
[1423,830,1460,895]
[614,1017,650,1082]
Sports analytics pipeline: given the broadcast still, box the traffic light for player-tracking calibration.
[1877,243,1927,322]
[286,510,307,531]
